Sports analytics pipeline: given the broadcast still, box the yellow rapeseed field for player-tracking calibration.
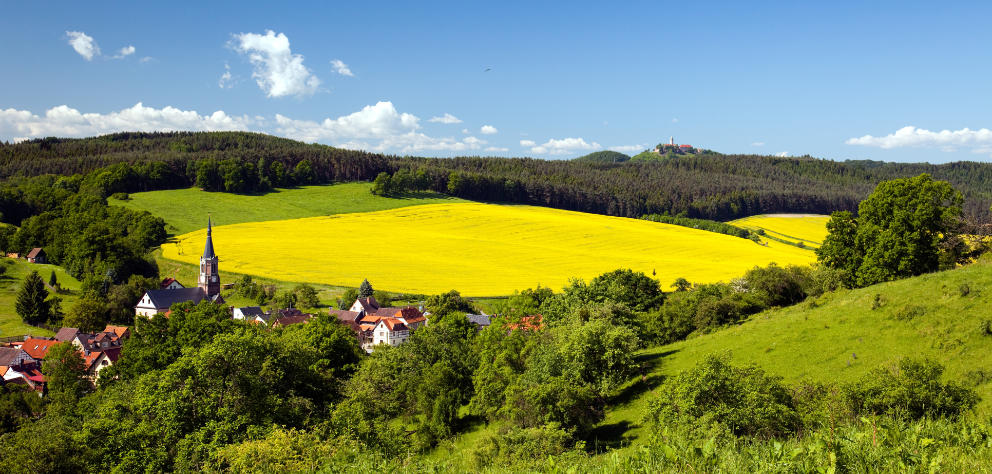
[730,214,830,248]
[163,203,817,296]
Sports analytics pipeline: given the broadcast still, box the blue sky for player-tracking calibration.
[1,1,991,162]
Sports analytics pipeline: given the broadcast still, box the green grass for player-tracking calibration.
[113,182,466,235]
[0,258,83,338]
[592,257,992,452]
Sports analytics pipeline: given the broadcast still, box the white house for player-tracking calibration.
[233,306,270,325]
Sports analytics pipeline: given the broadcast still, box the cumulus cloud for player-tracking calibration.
[462,128,470,134]
[519,139,536,147]
[231,30,320,98]
[529,137,601,155]
[113,45,136,59]
[330,59,353,77]
[219,64,234,89]
[609,144,646,153]
[429,113,462,124]
[0,103,255,140]
[775,151,789,157]
[751,141,765,147]
[846,126,992,152]
[485,146,509,152]
[480,125,498,135]
[272,101,488,153]
[66,31,100,60]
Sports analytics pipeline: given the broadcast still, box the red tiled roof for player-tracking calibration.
[679,144,691,148]
[26,248,44,259]
[21,338,59,360]
[104,325,129,339]
[160,277,178,288]
[506,315,544,331]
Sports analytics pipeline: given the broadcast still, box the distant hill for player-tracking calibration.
[2,131,991,221]
[573,150,631,163]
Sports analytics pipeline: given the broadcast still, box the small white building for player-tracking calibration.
[367,318,409,350]
[233,306,270,325]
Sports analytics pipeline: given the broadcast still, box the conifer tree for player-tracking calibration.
[358,279,374,298]
[49,270,57,288]
[15,271,50,325]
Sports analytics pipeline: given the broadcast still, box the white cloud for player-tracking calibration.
[330,59,353,77]
[462,128,470,134]
[480,125,498,135]
[519,139,536,147]
[113,45,136,59]
[429,113,462,124]
[272,101,488,153]
[846,126,992,151]
[775,151,789,157]
[231,30,320,98]
[219,64,234,89]
[485,146,509,152]
[66,31,100,60]
[609,144,646,153]
[0,103,255,140]
[529,137,601,155]
[139,56,154,63]
[751,142,765,147]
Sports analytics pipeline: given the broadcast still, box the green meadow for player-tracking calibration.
[0,258,83,338]
[113,182,465,235]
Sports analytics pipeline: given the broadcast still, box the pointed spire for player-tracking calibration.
[202,217,215,259]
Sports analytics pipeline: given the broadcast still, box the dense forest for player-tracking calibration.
[3,132,992,221]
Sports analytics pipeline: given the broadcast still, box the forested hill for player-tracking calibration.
[2,131,991,220]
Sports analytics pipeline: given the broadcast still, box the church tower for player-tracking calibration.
[199,218,220,298]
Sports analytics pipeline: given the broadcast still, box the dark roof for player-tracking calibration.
[329,309,360,322]
[236,306,266,317]
[26,248,44,258]
[274,314,312,327]
[54,327,80,342]
[354,297,379,312]
[466,314,491,327]
[0,347,26,366]
[144,288,207,309]
[203,218,215,259]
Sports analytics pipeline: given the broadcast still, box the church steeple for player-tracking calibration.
[202,217,215,259]
[198,217,220,298]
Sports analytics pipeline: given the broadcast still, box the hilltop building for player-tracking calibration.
[654,136,697,155]
[135,218,225,317]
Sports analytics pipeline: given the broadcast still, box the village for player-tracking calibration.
[1,219,495,396]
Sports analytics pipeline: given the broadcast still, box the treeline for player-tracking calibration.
[642,213,753,239]
[3,132,992,220]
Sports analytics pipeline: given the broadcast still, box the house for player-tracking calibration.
[20,338,60,360]
[104,325,131,341]
[466,313,491,330]
[82,347,120,380]
[272,313,313,328]
[349,296,380,314]
[5,252,19,259]
[26,248,46,264]
[507,314,544,331]
[368,317,409,348]
[0,347,36,368]
[54,327,82,343]
[160,277,184,290]
[233,306,270,325]
[335,297,427,352]
[135,218,225,317]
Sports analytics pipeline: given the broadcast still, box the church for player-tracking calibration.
[135,219,225,317]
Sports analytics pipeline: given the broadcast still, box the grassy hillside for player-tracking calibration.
[0,258,83,338]
[161,203,815,296]
[113,183,465,235]
[731,214,830,248]
[590,257,992,450]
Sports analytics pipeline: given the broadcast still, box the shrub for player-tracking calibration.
[893,304,925,321]
[844,357,979,420]
[646,355,800,438]
[471,423,584,469]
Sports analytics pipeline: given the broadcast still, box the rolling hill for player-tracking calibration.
[730,214,831,248]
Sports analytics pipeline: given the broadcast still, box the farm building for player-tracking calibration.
[26,248,46,264]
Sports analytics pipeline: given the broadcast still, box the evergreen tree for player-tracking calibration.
[358,279,374,299]
[15,271,49,325]
[48,270,57,288]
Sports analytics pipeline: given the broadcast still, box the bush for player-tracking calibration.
[471,423,584,469]
[109,192,130,201]
[646,355,800,438]
[844,357,979,420]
